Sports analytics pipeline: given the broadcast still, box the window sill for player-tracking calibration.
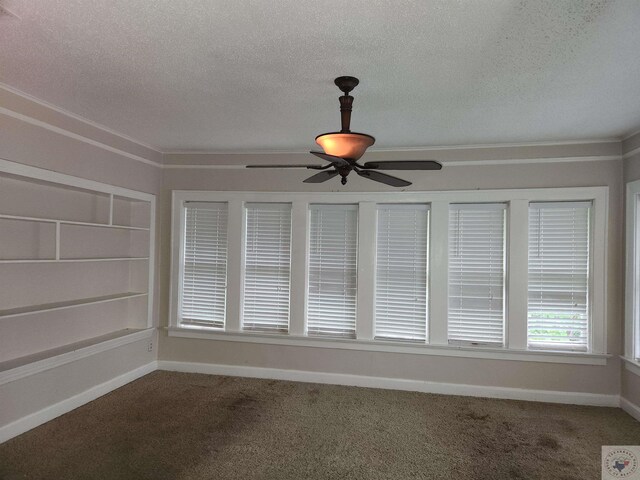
[166,327,609,365]
[622,356,640,377]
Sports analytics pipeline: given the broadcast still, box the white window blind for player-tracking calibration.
[375,204,429,342]
[243,203,292,332]
[528,202,591,350]
[448,204,506,345]
[180,202,228,328]
[308,204,358,338]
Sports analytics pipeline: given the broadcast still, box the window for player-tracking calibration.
[375,204,429,342]
[180,202,228,328]
[625,180,640,363]
[242,203,292,332]
[307,204,358,337]
[448,204,506,345]
[528,202,591,351]
[171,187,607,362]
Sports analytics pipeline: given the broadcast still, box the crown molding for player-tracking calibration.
[162,155,621,169]
[623,127,640,142]
[0,81,630,168]
[0,82,161,152]
[0,107,163,168]
[163,138,621,156]
[0,83,163,168]
[624,146,640,160]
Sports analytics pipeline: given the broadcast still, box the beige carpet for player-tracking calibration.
[0,371,639,479]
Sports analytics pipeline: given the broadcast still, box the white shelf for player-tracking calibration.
[0,257,149,264]
[0,328,154,385]
[0,214,150,231]
[0,292,148,319]
[110,224,149,231]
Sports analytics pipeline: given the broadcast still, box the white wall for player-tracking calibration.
[159,145,624,398]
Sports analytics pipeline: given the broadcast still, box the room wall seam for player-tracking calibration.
[623,358,640,377]
[620,397,640,422]
[0,361,157,444]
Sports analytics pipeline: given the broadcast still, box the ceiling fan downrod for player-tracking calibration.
[335,76,359,133]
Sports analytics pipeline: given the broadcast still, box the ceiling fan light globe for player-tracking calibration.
[315,132,375,160]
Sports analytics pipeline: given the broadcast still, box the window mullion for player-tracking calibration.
[356,202,376,341]
[429,200,449,345]
[172,200,186,328]
[507,199,528,350]
[591,196,606,354]
[226,199,244,332]
[290,201,309,336]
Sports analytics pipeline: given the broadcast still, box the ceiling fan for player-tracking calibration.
[246,76,442,187]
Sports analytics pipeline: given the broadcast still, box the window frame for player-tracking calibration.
[307,203,359,338]
[169,187,608,365]
[374,203,430,343]
[526,201,592,352]
[625,180,640,373]
[242,202,293,333]
[447,202,507,346]
[178,201,229,329]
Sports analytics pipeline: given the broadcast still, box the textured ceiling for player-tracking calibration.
[1,0,640,152]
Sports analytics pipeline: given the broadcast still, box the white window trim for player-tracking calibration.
[166,327,608,365]
[623,356,640,377]
[625,179,640,372]
[169,187,609,364]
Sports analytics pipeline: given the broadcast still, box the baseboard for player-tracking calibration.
[621,397,640,422]
[0,361,157,444]
[0,359,626,445]
[157,360,619,407]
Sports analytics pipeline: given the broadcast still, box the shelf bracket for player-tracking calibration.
[55,222,61,260]
[108,194,114,225]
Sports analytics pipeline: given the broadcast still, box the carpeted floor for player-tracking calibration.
[1,371,639,479]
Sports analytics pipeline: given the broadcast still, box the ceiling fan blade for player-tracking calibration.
[362,160,442,171]
[355,169,411,187]
[310,151,350,167]
[246,164,325,169]
[303,170,339,183]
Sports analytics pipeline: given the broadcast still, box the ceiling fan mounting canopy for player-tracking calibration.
[334,76,360,94]
[245,76,442,187]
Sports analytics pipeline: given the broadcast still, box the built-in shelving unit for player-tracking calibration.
[0,158,155,365]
